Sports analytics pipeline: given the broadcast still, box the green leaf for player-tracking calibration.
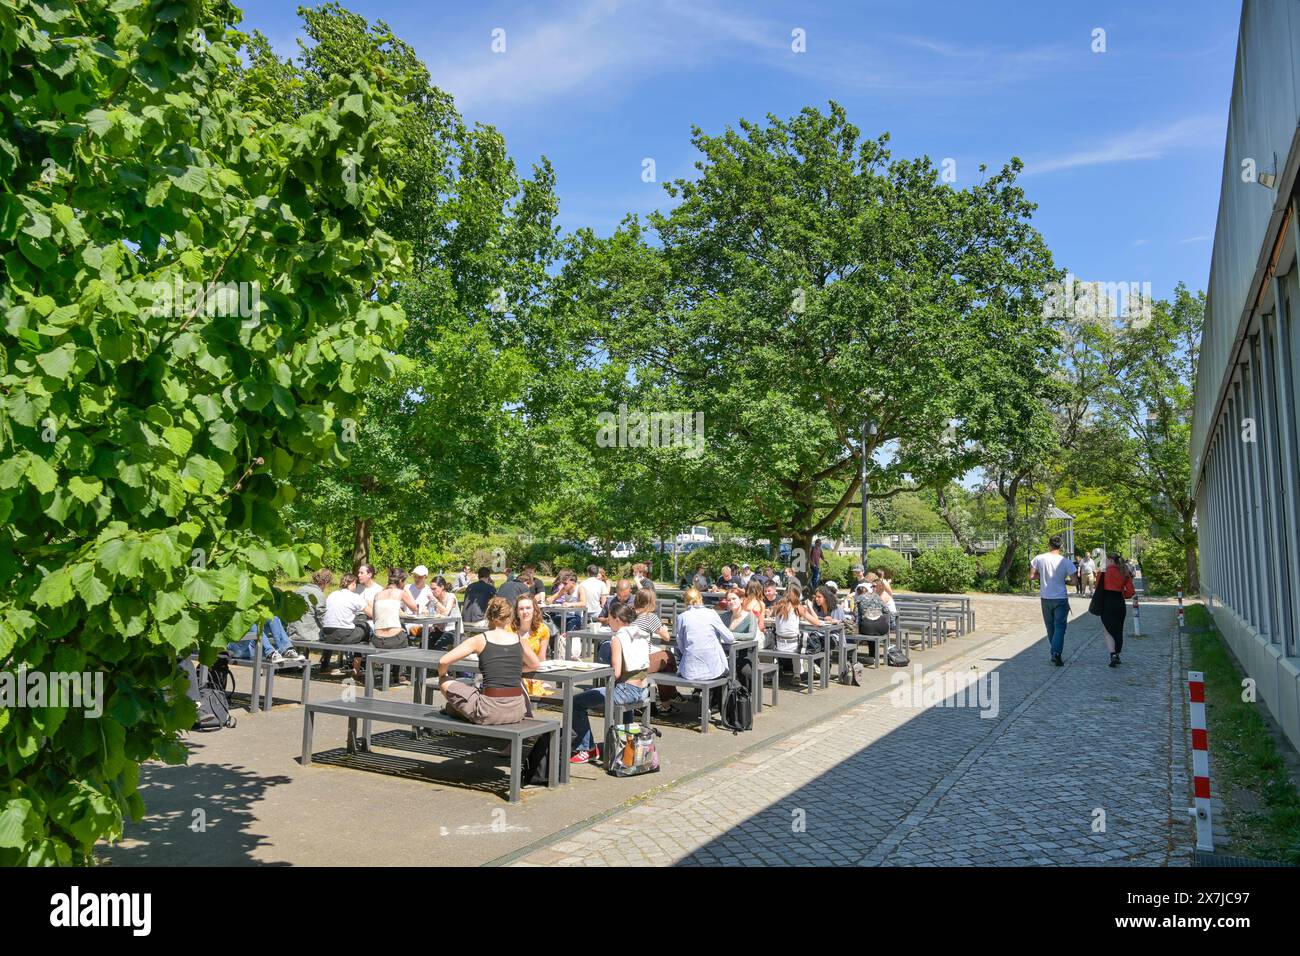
[31,566,75,608]
[67,475,102,503]
[70,562,110,609]
[0,800,40,850]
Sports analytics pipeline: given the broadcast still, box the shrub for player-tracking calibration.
[909,546,978,593]
[1140,537,1193,596]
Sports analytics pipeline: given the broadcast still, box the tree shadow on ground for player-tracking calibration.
[100,759,295,866]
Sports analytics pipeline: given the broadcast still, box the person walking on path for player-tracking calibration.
[809,539,824,590]
[1097,552,1137,667]
[1030,534,1078,667]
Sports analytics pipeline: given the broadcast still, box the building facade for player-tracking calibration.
[1193,1,1300,751]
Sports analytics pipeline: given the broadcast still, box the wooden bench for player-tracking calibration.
[649,673,730,733]
[301,695,560,803]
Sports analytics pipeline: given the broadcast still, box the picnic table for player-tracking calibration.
[363,647,614,786]
[538,603,589,636]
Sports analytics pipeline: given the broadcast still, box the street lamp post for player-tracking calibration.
[860,420,877,565]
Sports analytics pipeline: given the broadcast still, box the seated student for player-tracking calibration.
[227,616,304,664]
[286,568,332,647]
[369,568,420,686]
[320,572,370,680]
[569,604,651,764]
[719,589,759,686]
[691,564,711,591]
[762,580,780,610]
[453,565,472,592]
[808,585,846,624]
[598,578,635,629]
[631,563,655,591]
[719,590,757,635]
[545,569,584,652]
[854,580,890,640]
[674,588,736,710]
[742,580,767,634]
[426,575,461,649]
[405,565,434,641]
[519,565,547,600]
[771,585,811,683]
[870,569,899,622]
[737,564,755,589]
[495,572,531,607]
[512,593,555,698]
[437,597,539,726]
[712,564,737,591]
[461,567,497,623]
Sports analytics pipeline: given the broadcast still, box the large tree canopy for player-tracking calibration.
[557,103,1060,557]
[0,0,408,864]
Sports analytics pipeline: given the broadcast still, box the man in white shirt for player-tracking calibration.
[1030,535,1078,666]
[406,565,434,639]
[578,564,610,623]
[1080,555,1097,595]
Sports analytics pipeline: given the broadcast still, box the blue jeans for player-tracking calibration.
[571,682,649,753]
[1040,599,1070,658]
[810,565,821,589]
[227,618,293,659]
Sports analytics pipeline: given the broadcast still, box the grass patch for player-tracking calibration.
[1186,603,1300,863]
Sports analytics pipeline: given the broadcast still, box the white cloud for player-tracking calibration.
[1022,115,1222,176]
[1178,234,1211,244]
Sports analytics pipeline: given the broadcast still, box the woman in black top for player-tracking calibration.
[438,597,540,725]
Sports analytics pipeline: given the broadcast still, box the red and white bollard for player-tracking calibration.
[1131,596,1141,637]
[1177,589,1185,631]
[1188,671,1214,851]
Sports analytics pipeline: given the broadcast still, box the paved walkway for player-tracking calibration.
[505,604,1190,866]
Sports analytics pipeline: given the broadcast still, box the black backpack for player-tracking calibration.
[523,733,552,786]
[720,678,752,734]
[192,653,237,731]
[886,647,910,667]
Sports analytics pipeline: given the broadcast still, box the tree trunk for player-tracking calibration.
[1184,541,1200,594]
[351,517,371,572]
[936,487,976,554]
[996,477,1021,583]
[792,530,813,579]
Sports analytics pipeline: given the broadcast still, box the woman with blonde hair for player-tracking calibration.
[512,593,555,697]
[742,579,767,633]
[438,597,539,725]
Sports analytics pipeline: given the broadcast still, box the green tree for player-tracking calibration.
[1070,284,1203,589]
[239,4,563,567]
[0,0,407,863]
[559,104,1059,561]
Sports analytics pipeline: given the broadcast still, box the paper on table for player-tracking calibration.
[532,659,605,672]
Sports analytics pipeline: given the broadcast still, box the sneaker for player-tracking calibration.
[330,667,347,677]
[1052,655,1064,667]
[267,650,286,664]
[1113,654,1122,666]
[570,750,593,764]
[282,648,303,661]
[1108,653,1119,668]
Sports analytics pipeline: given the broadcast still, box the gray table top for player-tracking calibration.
[369,647,613,682]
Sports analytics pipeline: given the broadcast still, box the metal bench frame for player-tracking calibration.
[302,695,560,803]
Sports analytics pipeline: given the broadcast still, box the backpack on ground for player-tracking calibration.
[193,653,237,731]
[719,678,753,734]
[523,733,553,786]
[603,722,661,777]
[886,647,910,667]
[841,661,865,686]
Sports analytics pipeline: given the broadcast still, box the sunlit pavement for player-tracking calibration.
[505,603,1189,866]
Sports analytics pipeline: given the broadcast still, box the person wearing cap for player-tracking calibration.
[405,565,434,639]
[851,564,867,588]
[737,564,755,589]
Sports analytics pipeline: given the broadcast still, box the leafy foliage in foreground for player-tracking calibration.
[0,0,408,864]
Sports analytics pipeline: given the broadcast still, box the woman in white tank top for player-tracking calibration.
[369,567,420,656]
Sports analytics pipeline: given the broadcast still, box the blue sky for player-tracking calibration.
[238,0,1240,301]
